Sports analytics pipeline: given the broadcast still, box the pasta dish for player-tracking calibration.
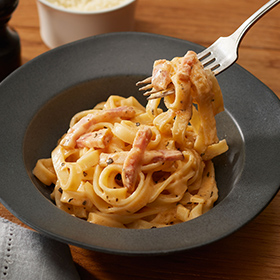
[33,51,228,229]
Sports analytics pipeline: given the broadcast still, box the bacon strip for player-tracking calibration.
[60,106,135,148]
[76,128,113,149]
[122,126,152,192]
[99,150,184,167]
[148,149,184,162]
[152,59,173,91]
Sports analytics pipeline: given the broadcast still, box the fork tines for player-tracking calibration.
[136,76,175,100]
[197,49,220,73]
[146,89,175,100]
[136,77,152,86]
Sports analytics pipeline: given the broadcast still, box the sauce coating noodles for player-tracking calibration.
[33,51,228,229]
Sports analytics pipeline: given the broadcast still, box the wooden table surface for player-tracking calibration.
[1,0,280,279]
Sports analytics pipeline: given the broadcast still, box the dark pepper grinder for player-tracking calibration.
[0,0,21,82]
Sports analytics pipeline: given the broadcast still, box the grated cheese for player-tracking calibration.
[45,0,131,12]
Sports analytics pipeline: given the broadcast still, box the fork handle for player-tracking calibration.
[231,0,280,46]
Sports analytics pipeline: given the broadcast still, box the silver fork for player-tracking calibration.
[138,0,280,100]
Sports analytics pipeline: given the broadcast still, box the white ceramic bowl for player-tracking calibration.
[36,0,137,48]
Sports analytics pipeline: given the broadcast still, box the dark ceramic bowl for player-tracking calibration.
[0,32,280,255]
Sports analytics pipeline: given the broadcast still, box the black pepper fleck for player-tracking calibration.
[106,158,114,165]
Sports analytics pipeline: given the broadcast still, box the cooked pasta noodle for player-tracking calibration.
[33,51,228,229]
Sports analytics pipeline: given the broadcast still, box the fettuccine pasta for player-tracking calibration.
[33,51,228,229]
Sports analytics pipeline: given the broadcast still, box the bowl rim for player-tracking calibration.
[37,0,136,15]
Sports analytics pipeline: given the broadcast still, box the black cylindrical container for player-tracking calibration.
[0,0,21,82]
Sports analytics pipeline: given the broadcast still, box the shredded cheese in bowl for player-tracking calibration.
[45,0,132,12]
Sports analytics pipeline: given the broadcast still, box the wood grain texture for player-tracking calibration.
[3,0,280,279]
